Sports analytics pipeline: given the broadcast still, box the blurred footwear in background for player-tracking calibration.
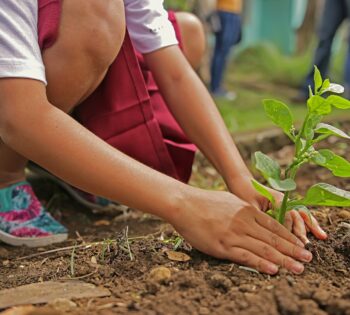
[211,88,237,101]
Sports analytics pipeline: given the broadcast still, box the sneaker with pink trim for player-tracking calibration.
[0,181,68,247]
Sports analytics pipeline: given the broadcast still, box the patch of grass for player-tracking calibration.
[215,41,348,133]
[232,43,313,87]
[215,89,309,133]
[232,42,346,87]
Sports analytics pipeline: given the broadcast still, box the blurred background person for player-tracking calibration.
[210,0,242,100]
[295,0,350,101]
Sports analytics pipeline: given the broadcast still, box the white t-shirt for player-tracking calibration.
[0,0,178,85]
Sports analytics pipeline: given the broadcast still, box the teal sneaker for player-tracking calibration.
[0,181,68,247]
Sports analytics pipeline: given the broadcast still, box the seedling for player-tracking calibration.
[252,66,350,224]
[162,235,184,251]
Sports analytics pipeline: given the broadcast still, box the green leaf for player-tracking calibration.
[311,151,326,164]
[313,66,323,92]
[296,138,307,153]
[303,114,322,141]
[307,96,332,115]
[308,85,313,98]
[313,149,350,177]
[251,179,276,207]
[327,95,350,109]
[263,99,294,137]
[287,204,309,212]
[253,152,280,180]
[321,79,330,92]
[289,183,350,207]
[268,178,297,192]
[304,119,315,141]
[266,209,275,218]
[315,123,350,140]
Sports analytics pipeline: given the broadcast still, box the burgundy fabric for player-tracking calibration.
[38,0,61,51]
[37,1,196,182]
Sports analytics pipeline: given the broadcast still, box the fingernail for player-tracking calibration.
[320,229,328,239]
[302,235,310,245]
[300,250,312,262]
[292,262,304,274]
[268,264,279,275]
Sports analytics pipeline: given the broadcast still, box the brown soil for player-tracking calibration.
[0,138,350,315]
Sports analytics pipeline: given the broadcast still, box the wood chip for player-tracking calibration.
[165,250,191,262]
[90,256,98,264]
[0,281,111,309]
[93,220,110,226]
[0,306,60,315]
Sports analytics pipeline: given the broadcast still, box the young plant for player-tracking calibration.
[252,66,350,224]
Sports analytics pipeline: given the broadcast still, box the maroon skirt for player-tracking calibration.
[37,0,196,183]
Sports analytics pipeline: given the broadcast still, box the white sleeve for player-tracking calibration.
[124,0,178,54]
[0,0,46,84]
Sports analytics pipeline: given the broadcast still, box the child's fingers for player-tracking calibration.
[290,210,309,245]
[284,212,293,232]
[299,210,328,240]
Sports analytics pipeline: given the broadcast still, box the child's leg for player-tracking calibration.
[0,0,125,188]
[0,141,27,188]
[0,0,125,246]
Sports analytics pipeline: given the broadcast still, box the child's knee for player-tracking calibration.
[80,0,126,69]
[175,12,206,69]
[42,0,126,112]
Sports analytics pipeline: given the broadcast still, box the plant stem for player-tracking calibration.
[278,191,290,224]
[278,110,312,224]
[278,165,299,224]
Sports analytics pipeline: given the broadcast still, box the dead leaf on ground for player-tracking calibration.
[165,250,191,262]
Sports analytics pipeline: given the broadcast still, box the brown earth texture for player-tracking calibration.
[0,135,349,315]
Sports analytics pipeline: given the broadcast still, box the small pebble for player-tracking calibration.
[279,268,288,276]
[90,256,98,264]
[286,276,295,285]
[148,266,171,284]
[2,260,10,266]
[338,210,350,220]
[239,284,256,293]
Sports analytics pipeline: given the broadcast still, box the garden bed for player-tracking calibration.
[0,136,349,315]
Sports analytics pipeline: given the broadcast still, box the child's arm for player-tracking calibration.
[0,78,310,274]
[144,46,327,241]
[144,46,254,197]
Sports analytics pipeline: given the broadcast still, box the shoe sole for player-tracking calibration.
[0,229,68,247]
[27,163,128,214]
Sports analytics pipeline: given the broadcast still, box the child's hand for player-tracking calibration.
[260,187,328,244]
[284,209,328,244]
[171,188,313,275]
[230,176,327,245]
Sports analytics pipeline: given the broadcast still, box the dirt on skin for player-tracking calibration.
[0,138,350,315]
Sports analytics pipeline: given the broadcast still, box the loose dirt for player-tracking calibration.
[0,137,349,315]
